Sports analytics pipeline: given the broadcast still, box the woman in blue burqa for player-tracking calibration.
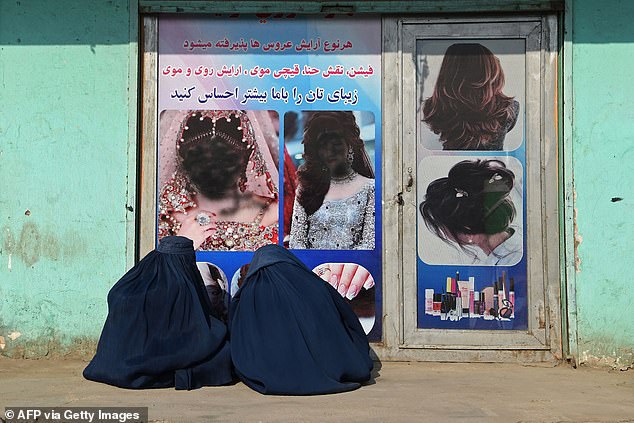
[230,243,374,395]
[82,236,233,390]
[84,237,373,394]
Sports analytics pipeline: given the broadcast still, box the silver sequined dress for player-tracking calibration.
[289,182,375,250]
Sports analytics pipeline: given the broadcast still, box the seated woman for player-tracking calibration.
[419,159,522,265]
[289,111,375,250]
[422,43,520,151]
[84,239,373,394]
[83,236,233,390]
[230,244,374,395]
[158,110,278,251]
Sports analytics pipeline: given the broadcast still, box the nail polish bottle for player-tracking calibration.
[440,294,449,320]
[433,293,442,316]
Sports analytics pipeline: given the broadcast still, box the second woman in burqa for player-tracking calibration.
[84,238,374,394]
[230,244,374,395]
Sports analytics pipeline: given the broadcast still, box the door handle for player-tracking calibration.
[405,167,414,192]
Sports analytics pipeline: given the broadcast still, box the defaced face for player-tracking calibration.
[317,131,349,174]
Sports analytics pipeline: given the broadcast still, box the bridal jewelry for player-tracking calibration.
[196,212,212,226]
[346,146,354,164]
[331,169,358,185]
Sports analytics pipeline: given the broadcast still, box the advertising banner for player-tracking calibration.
[157,14,382,340]
[416,39,528,330]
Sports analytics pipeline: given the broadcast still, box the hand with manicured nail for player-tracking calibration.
[313,263,374,300]
[173,209,218,250]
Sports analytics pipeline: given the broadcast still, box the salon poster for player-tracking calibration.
[416,39,528,330]
[157,15,382,340]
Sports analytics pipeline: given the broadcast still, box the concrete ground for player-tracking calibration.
[1,358,633,423]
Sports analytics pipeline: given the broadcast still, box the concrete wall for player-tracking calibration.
[570,0,634,367]
[0,0,136,357]
[1,0,632,366]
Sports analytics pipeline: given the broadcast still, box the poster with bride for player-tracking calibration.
[157,15,382,340]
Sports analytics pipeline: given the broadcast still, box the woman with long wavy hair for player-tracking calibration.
[289,111,375,250]
[422,43,520,150]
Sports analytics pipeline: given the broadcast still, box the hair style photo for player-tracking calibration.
[422,43,519,151]
[296,111,374,216]
[419,159,516,249]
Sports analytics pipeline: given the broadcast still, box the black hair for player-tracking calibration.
[283,111,299,141]
[178,113,250,199]
[297,111,374,215]
[419,159,516,248]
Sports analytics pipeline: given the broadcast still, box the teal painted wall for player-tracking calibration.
[0,0,136,356]
[1,0,632,366]
[571,0,634,366]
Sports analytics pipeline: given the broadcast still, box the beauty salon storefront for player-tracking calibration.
[137,1,564,362]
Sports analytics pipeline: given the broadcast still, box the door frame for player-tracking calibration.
[377,15,561,361]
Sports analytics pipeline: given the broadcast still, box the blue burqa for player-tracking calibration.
[230,244,374,395]
[83,236,233,390]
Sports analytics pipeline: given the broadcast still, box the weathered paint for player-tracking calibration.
[138,0,564,14]
[0,0,137,356]
[569,0,634,367]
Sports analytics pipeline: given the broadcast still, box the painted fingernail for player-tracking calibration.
[363,277,375,289]
[329,274,338,288]
[346,286,359,300]
[337,283,347,296]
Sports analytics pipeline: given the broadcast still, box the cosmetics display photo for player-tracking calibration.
[424,271,515,322]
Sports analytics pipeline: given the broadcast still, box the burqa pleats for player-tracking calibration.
[83,236,233,390]
[230,244,374,395]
